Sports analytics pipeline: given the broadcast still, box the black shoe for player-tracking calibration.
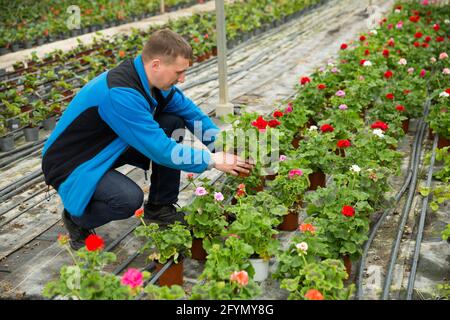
[143,203,187,226]
[61,209,95,251]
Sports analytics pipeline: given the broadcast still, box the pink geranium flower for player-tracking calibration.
[121,268,143,288]
[214,192,224,202]
[195,187,208,196]
[288,169,303,179]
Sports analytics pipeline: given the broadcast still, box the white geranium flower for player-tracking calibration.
[363,60,372,67]
[445,19,450,25]
[373,129,385,138]
[370,29,378,35]
[308,125,318,131]
[398,58,407,65]
[439,91,450,98]
[394,9,401,13]
[296,242,308,253]
[350,165,361,173]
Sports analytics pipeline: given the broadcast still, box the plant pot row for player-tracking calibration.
[0,116,56,152]
[0,0,202,57]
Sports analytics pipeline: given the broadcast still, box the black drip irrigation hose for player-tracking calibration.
[0,169,42,198]
[381,100,431,300]
[406,133,439,300]
[355,118,422,299]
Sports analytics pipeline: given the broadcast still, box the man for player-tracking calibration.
[42,29,253,250]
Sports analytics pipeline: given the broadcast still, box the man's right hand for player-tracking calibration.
[210,152,254,176]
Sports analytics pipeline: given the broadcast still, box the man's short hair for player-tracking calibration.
[142,28,193,64]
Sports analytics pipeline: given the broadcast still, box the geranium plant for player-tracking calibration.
[190,270,261,300]
[43,235,146,300]
[134,221,192,264]
[182,177,228,240]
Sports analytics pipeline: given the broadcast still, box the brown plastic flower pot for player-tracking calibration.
[291,136,301,149]
[428,128,434,140]
[191,238,207,261]
[401,119,410,134]
[277,211,299,231]
[438,135,450,149]
[343,255,352,277]
[334,149,346,157]
[308,170,326,191]
[265,173,278,181]
[155,260,184,287]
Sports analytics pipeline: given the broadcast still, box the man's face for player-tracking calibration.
[153,56,190,91]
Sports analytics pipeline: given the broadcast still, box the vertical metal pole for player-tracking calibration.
[215,0,234,116]
[160,0,165,14]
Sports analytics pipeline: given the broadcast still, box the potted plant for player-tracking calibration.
[182,177,228,260]
[190,271,261,300]
[280,259,354,300]
[0,119,14,152]
[223,200,280,281]
[20,110,44,142]
[200,236,254,282]
[134,221,192,287]
[144,284,185,300]
[305,186,373,274]
[267,158,311,230]
[43,234,145,300]
[294,125,336,190]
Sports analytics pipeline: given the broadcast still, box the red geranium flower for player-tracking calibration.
[436,36,445,42]
[273,110,284,118]
[445,88,450,95]
[433,24,440,31]
[251,116,268,131]
[424,36,432,43]
[409,15,420,23]
[134,208,144,218]
[413,41,420,47]
[360,59,367,65]
[340,43,348,50]
[396,105,405,112]
[371,121,389,131]
[320,124,334,133]
[364,49,370,56]
[383,49,390,57]
[317,84,327,90]
[300,76,311,85]
[342,205,355,217]
[414,32,423,39]
[387,39,395,47]
[386,93,394,100]
[360,35,366,41]
[85,234,104,251]
[403,89,411,95]
[305,289,324,300]
[268,119,281,128]
[384,70,393,79]
[337,139,351,148]
[421,43,429,48]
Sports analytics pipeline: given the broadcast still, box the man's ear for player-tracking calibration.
[150,58,161,71]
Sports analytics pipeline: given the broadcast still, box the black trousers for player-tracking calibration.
[71,113,185,229]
